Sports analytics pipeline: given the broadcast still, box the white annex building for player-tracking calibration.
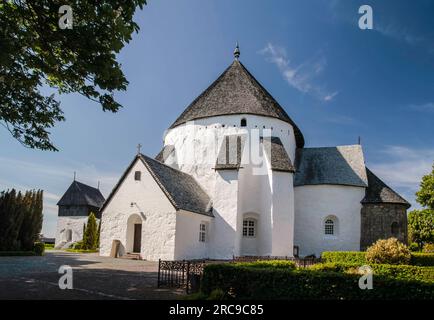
[98,46,410,260]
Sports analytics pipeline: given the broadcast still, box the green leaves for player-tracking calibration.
[0,0,146,150]
[416,164,434,209]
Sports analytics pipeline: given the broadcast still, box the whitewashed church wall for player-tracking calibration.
[270,171,294,256]
[55,216,89,247]
[174,210,213,260]
[99,159,177,260]
[210,170,239,259]
[294,185,364,257]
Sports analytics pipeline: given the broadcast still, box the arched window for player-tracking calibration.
[391,222,399,236]
[240,118,247,127]
[243,219,256,238]
[324,219,334,235]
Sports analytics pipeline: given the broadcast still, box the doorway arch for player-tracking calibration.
[126,214,142,253]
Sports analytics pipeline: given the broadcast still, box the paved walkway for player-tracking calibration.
[0,251,183,300]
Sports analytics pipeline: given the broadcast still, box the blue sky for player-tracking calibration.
[1,0,434,237]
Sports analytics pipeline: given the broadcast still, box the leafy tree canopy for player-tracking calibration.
[0,0,146,151]
[416,164,434,209]
[408,209,434,247]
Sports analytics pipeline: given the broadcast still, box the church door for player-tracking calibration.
[133,224,142,253]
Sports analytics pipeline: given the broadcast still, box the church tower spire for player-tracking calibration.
[233,41,240,60]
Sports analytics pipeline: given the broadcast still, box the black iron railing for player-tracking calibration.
[157,256,321,293]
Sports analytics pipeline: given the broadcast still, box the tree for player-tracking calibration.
[96,220,101,248]
[0,1,147,151]
[408,209,434,247]
[83,212,97,250]
[416,164,434,209]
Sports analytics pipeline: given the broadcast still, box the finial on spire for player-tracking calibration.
[137,143,142,155]
[73,171,76,181]
[234,41,240,60]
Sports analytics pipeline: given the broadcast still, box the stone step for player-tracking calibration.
[120,252,141,260]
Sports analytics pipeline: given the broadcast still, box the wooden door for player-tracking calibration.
[133,224,142,253]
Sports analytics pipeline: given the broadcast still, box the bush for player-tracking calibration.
[366,238,411,265]
[44,243,54,250]
[411,253,434,266]
[0,251,36,256]
[72,241,83,250]
[207,289,227,300]
[310,262,434,283]
[234,260,296,269]
[201,264,434,300]
[33,242,45,256]
[321,252,366,264]
[409,242,421,252]
[423,243,434,253]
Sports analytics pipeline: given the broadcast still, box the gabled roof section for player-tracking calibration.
[57,181,105,208]
[215,135,246,170]
[155,145,175,163]
[170,60,305,148]
[263,137,295,173]
[141,155,213,216]
[362,168,410,208]
[294,145,368,187]
[100,154,213,217]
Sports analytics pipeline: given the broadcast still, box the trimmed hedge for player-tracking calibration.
[310,262,434,283]
[201,263,434,300]
[0,251,36,256]
[234,260,296,269]
[322,251,434,267]
[411,253,434,266]
[33,242,45,256]
[321,252,366,264]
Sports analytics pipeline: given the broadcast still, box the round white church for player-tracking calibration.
[98,46,410,260]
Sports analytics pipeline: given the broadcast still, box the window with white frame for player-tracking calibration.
[324,219,334,235]
[243,219,256,237]
[199,223,206,242]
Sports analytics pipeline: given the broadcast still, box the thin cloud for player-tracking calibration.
[259,43,338,102]
[369,145,434,208]
[409,102,434,113]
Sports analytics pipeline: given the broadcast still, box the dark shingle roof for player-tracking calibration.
[155,145,175,162]
[57,181,105,208]
[294,145,368,187]
[263,136,295,172]
[141,155,213,216]
[170,60,305,148]
[100,154,213,217]
[362,168,410,207]
[215,135,246,170]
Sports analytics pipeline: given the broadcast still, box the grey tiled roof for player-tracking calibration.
[155,145,175,162]
[263,137,295,172]
[294,145,368,187]
[362,168,410,207]
[170,60,305,148]
[141,155,213,216]
[215,135,246,170]
[57,181,105,208]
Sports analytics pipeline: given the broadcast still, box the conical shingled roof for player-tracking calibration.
[170,60,305,148]
[57,180,105,208]
[362,168,410,208]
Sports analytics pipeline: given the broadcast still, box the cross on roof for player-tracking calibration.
[137,143,142,155]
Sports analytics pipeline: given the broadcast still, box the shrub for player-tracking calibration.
[409,242,421,252]
[366,238,411,265]
[33,242,45,256]
[201,263,434,300]
[411,253,434,266]
[321,251,366,264]
[423,243,434,253]
[234,260,296,269]
[0,251,36,256]
[72,241,83,250]
[310,262,434,283]
[207,289,227,300]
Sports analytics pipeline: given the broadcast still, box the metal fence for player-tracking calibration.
[157,256,321,293]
